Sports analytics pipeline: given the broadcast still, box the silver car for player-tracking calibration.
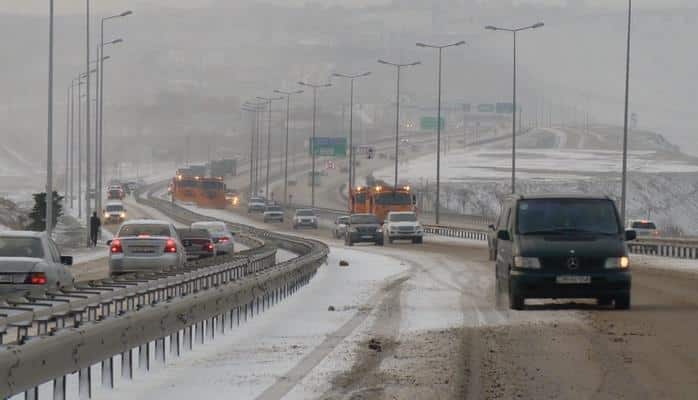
[108,219,186,276]
[0,231,74,296]
[191,221,235,255]
[333,216,350,238]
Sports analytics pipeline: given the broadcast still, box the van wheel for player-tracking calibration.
[509,282,525,310]
[615,294,631,310]
[597,297,613,307]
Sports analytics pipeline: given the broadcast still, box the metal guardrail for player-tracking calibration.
[422,224,488,241]
[628,238,698,260]
[0,182,329,399]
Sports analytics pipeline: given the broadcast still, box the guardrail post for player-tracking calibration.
[78,367,92,399]
[185,326,193,350]
[24,387,38,400]
[121,349,133,380]
[196,321,205,344]
[155,337,166,365]
[53,376,67,400]
[218,314,226,335]
[101,357,114,389]
[170,332,180,356]
[138,343,150,371]
[207,318,215,341]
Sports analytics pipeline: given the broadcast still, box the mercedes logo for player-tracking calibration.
[567,256,579,270]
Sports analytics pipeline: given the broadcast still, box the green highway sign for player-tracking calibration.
[420,116,445,130]
[309,137,347,157]
[477,104,495,113]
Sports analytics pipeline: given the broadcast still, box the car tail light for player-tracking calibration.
[204,242,214,252]
[25,272,47,285]
[219,236,230,243]
[164,239,177,253]
[111,239,123,254]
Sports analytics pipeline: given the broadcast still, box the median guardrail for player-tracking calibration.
[0,182,329,399]
[628,237,698,260]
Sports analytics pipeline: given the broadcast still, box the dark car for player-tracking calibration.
[176,228,216,260]
[494,194,636,310]
[345,213,384,246]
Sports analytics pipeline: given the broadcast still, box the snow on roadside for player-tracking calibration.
[80,248,407,400]
[632,254,698,275]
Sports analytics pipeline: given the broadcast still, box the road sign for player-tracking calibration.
[420,116,445,130]
[477,104,495,113]
[496,102,514,114]
[309,137,346,157]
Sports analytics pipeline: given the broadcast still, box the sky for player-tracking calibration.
[1,0,697,164]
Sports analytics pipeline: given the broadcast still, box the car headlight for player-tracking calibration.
[513,256,541,269]
[103,212,109,218]
[605,257,630,269]
[376,228,383,233]
[120,212,126,218]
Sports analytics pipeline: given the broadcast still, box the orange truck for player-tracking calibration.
[172,174,199,203]
[350,184,416,223]
[196,177,227,209]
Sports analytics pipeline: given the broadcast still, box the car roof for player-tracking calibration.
[0,230,45,238]
[513,193,612,201]
[121,219,170,225]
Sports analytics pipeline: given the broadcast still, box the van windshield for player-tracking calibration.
[517,199,620,235]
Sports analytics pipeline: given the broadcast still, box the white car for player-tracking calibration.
[191,221,235,255]
[384,211,423,244]
[247,197,267,213]
[293,209,318,229]
[103,200,127,224]
[263,205,285,223]
[108,219,186,276]
[0,231,74,296]
[333,216,350,238]
[627,220,659,238]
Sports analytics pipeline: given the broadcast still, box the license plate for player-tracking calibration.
[556,275,591,284]
[182,240,192,246]
[131,246,155,254]
[362,235,374,239]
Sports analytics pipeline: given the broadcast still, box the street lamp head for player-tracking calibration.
[120,10,133,17]
[485,25,498,31]
[454,40,467,46]
[409,61,421,66]
[532,22,545,29]
[298,81,306,86]
[359,71,371,77]
[102,56,111,61]
[415,42,428,48]
[377,59,390,65]
[110,38,124,45]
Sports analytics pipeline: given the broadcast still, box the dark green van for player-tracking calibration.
[494,194,636,310]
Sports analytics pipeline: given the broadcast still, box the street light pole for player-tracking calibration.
[257,96,283,199]
[85,0,93,245]
[332,72,371,202]
[274,89,303,205]
[416,40,465,224]
[298,81,332,208]
[70,79,77,209]
[377,59,420,191]
[98,11,131,212]
[485,22,544,194]
[620,0,632,226]
[46,0,55,234]
[243,101,265,196]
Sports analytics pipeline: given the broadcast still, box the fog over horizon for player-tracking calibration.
[1,0,697,167]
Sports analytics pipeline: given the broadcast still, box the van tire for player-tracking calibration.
[509,283,525,310]
[615,294,631,310]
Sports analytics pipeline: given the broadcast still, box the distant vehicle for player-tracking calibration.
[177,228,216,260]
[494,194,636,310]
[191,221,235,255]
[345,213,383,246]
[293,209,318,229]
[124,181,139,192]
[225,190,240,207]
[349,186,370,214]
[365,184,416,223]
[103,201,127,224]
[172,173,199,203]
[247,196,267,213]
[333,215,350,238]
[627,220,659,238]
[263,205,285,223]
[0,231,74,296]
[384,211,423,244]
[107,186,125,200]
[196,177,227,209]
[108,219,186,276]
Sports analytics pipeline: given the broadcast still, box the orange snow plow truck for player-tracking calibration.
[349,184,416,223]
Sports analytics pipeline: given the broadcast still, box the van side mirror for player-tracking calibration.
[60,256,73,266]
[412,194,417,205]
[625,230,637,241]
[106,240,112,246]
[497,230,511,241]
[488,224,495,230]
